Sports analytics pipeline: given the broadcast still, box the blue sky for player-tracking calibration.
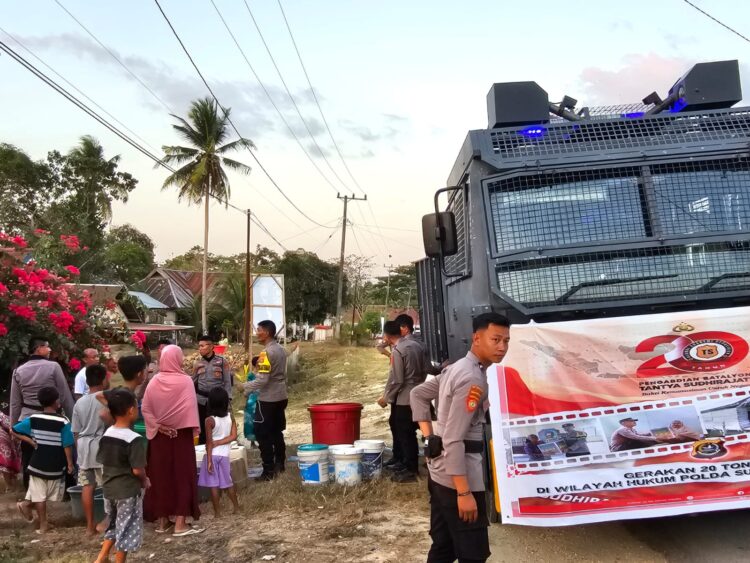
[1,0,749,274]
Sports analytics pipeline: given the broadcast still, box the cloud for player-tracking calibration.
[579,53,690,106]
[11,33,330,138]
[305,142,332,159]
[338,119,403,143]
[383,113,409,123]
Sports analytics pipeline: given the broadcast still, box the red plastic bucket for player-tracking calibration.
[308,403,363,445]
[214,345,227,355]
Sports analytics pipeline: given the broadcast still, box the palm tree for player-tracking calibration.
[68,135,123,221]
[159,98,254,334]
[213,273,247,341]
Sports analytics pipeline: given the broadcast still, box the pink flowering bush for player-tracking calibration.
[0,231,122,381]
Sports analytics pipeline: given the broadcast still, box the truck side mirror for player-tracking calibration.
[422,212,458,258]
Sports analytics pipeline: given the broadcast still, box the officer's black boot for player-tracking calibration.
[256,464,275,481]
[274,461,286,474]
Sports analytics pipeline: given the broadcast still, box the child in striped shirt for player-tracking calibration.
[12,386,74,534]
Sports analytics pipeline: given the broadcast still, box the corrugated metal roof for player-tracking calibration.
[128,291,169,310]
[134,268,230,309]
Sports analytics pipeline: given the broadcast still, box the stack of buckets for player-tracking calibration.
[298,402,385,486]
[297,440,385,486]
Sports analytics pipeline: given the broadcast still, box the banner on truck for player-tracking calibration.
[488,306,750,526]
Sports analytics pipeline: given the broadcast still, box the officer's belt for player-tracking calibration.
[22,402,43,411]
[432,436,484,454]
[463,440,484,454]
[195,389,210,398]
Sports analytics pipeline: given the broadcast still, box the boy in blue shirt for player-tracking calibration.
[12,386,74,534]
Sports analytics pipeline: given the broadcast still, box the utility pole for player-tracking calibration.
[383,255,393,314]
[244,209,252,361]
[335,193,367,339]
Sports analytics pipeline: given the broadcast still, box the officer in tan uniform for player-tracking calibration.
[192,335,233,444]
[377,320,426,482]
[243,320,288,480]
[411,312,510,563]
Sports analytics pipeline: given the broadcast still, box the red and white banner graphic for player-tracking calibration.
[488,306,750,526]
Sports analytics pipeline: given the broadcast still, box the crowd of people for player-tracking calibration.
[2,320,288,561]
[0,310,510,563]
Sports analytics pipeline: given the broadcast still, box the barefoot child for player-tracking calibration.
[95,388,149,562]
[12,386,74,533]
[198,387,240,517]
[72,364,108,536]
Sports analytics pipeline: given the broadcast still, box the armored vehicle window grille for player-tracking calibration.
[488,168,647,252]
[489,110,750,159]
[650,159,750,237]
[495,242,750,309]
[444,187,469,275]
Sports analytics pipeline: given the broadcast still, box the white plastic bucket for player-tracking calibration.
[333,447,363,485]
[354,440,385,479]
[328,444,354,482]
[297,444,330,485]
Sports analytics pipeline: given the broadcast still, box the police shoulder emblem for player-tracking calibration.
[466,385,483,413]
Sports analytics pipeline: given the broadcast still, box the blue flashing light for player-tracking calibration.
[622,112,645,119]
[670,97,688,113]
[518,125,546,138]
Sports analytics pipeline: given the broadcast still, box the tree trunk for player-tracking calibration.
[202,181,210,335]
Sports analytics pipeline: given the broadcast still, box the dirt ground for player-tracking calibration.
[0,342,432,563]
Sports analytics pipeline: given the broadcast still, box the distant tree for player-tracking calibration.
[277,251,339,323]
[344,254,373,318]
[159,97,254,334]
[164,244,279,273]
[0,143,59,233]
[0,137,137,283]
[103,225,156,285]
[367,263,417,310]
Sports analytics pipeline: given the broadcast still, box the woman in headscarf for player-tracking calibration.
[141,345,203,536]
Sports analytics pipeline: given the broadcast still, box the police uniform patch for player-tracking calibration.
[257,351,271,374]
[466,385,483,412]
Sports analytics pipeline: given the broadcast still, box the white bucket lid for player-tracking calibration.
[354,440,385,447]
[335,447,363,456]
[329,444,354,451]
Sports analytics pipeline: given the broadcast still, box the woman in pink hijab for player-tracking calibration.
[141,345,203,536]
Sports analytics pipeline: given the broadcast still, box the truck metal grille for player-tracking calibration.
[488,158,750,254]
[490,109,750,159]
[496,243,750,309]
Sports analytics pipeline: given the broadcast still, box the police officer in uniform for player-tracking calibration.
[192,334,233,444]
[243,320,288,480]
[377,320,426,482]
[411,312,510,563]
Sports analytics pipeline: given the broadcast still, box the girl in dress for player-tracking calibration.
[197,387,240,517]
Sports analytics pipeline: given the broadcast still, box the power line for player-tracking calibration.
[0,39,171,171]
[152,0,335,230]
[242,0,349,193]
[54,0,175,113]
[351,223,422,251]
[276,0,391,256]
[0,27,160,155]
[276,0,364,195]
[0,36,307,261]
[681,0,750,44]
[53,0,302,229]
[209,0,339,196]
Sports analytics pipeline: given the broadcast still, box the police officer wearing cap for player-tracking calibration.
[411,312,510,563]
[192,334,233,444]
